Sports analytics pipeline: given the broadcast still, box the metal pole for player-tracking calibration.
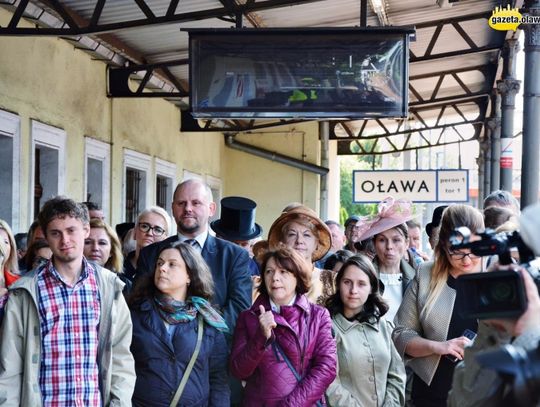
[360,0,368,27]
[521,0,540,208]
[497,39,521,192]
[477,152,484,207]
[488,91,501,191]
[319,121,330,220]
[482,138,491,202]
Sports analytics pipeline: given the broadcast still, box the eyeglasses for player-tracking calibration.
[138,222,166,236]
[448,251,480,261]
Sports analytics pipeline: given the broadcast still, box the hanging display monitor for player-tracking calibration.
[187,27,414,119]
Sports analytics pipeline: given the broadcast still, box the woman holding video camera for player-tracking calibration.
[393,204,484,407]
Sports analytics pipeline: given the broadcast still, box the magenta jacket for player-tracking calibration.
[230,294,337,406]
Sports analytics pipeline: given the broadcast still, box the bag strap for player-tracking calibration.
[273,341,323,407]
[273,341,302,381]
[169,315,204,407]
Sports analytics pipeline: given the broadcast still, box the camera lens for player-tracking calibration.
[479,280,516,307]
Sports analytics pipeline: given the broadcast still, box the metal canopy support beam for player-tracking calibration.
[0,0,326,35]
[521,0,540,209]
[107,60,189,97]
[497,39,521,192]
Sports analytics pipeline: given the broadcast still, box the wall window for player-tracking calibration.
[0,110,21,231]
[123,149,151,223]
[155,158,177,217]
[31,121,66,221]
[85,137,111,218]
[206,175,223,222]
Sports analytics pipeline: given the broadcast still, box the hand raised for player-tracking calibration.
[258,305,277,339]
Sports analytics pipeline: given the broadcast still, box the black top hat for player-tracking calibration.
[211,196,262,241]
[425,205,448,237]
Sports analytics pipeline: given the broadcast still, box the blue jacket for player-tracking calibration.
[130,299,230,407]
[137,234,251,334]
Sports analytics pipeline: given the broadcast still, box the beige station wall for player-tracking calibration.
[0,7,326,232]
[222,122,322,234]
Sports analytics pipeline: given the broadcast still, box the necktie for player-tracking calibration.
[185,239,201,251]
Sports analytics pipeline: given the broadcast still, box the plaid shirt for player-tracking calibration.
[37,258,101,407]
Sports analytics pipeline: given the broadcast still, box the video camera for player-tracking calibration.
[449,227,540,320]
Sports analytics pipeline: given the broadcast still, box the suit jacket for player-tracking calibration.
[136,234,251,333]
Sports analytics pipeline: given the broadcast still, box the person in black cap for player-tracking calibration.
[211,196,263,276]
[426,205,448,250]
[344,215,363,253]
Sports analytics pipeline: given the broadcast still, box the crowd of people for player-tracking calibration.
[0,181,535,407]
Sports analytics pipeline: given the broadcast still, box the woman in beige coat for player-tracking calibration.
[393,205,484,407]
[326,254,405,406]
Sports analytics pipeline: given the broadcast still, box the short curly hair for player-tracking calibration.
[38,196,89,236]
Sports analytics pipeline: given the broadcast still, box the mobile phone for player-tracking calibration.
[445,329,477,363]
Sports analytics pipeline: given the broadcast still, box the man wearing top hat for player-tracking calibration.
[210,196,263,277]
[136,179,251,335]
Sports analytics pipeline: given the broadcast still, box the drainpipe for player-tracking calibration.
[225,134,329,176]
[521,0,540,209]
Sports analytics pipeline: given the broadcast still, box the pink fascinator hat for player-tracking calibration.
[356,197,414,242]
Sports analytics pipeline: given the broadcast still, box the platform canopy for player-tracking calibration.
[0,0,521,154]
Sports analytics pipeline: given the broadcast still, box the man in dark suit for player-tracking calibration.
[136,179,251,333]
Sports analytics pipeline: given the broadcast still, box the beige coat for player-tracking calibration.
[392,261,456,385]
[326,313,406,407]
[0,264,135,406]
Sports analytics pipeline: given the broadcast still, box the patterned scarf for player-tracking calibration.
[154,293,229,333]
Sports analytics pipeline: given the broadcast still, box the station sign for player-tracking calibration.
[353,169,469,203]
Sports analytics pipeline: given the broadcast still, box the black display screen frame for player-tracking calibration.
[187,27,415,120]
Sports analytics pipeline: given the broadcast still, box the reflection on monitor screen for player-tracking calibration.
[188,28,413,119]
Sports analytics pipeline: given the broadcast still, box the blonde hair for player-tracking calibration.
[421,205,484,318]
[0,238,6,271]
[89,219,124,274]
[0,219,18,274]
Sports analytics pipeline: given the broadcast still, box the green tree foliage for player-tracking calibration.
[339,154,377,224]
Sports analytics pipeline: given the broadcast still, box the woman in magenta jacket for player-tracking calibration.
[230,246,337,406]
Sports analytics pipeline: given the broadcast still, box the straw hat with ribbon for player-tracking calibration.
[267,205,332,262]
[356,197,414,242]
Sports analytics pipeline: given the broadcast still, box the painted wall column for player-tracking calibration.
[497,39,521,193]
[521,0,540,208]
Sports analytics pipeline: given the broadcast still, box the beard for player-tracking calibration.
[177,218,201,235]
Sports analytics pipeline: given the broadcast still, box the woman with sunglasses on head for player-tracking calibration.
[123,206,171,283]
[325,254,405,406]
[129,241,229,406]
[393,204,484,407]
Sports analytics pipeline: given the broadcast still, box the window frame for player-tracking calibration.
[84,137,111,219]
[0,110,21,232]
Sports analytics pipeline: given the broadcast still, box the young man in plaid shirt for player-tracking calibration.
[0,197,135,406]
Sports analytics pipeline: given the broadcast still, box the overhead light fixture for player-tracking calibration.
[369,0,389,26]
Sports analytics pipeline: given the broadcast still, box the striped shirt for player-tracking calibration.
[37,258,101,406]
